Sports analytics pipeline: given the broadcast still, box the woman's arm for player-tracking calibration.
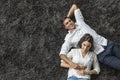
[83,54,100,75]
[92,54,100,74]
[77,69,97,75]
[67,4,78,17]
[85,70,97,75]
[59,41,80,69]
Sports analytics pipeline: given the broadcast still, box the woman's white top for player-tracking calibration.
[67,48,100,79]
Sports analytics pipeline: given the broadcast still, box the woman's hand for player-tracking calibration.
[79,64,87,70]
[71,64,87,70]
[77,70,87,75]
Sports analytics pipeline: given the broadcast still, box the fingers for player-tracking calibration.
[76,70,85,75]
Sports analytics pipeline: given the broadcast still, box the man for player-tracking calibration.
[59,4,120,70]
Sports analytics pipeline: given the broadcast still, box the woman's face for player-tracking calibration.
[63,18,75,30]
[81,41,91,52]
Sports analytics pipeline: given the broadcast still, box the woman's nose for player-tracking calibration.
[84,47,87,50]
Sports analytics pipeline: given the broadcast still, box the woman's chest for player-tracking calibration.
[72,53,93,65]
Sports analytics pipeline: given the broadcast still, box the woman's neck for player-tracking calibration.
[80,49,88,57]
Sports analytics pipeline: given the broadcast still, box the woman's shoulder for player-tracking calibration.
[70,48,80,52]
[89,51,97,56]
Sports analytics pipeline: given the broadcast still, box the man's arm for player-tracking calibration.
[59,4,86,69]
[67,4,78,17]
[59,39,85,69]
[60,54,79,69]
[60,60,70,68]
[67,4,84,24]
[60,44,85,69]
[59,39,79,68]
[60,54,86,69]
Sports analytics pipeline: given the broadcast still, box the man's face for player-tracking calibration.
[63,18,75,30]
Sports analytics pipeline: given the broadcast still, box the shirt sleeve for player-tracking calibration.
[59,40,72,55]
[74,9,84,24]
[67,49,74,60]
[93,53,100,74]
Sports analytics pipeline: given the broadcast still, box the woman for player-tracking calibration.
[61,34,100,80]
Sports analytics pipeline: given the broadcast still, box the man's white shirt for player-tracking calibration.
[60,9,108,55]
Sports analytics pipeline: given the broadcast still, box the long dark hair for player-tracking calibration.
[78,34,94,52]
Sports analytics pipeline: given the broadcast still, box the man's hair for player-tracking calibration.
[60,16,71,27]
[78,33,94,52]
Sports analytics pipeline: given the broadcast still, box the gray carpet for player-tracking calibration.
[0,0,120,80]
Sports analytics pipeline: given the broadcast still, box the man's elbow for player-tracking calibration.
[60,54,66,60]
[72,4,78,10]
[60,62,64,67]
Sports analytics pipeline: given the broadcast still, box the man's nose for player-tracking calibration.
[68,22,71,25]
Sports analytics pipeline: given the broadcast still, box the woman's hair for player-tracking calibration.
[78,33,94,51]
